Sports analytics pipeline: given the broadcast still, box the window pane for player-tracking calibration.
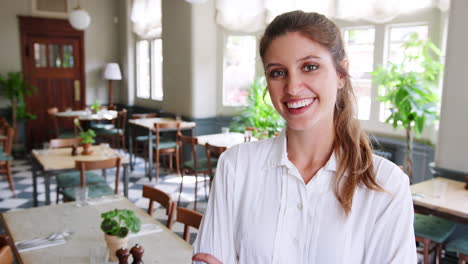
[343,27,375,120]
[223,36,256,106]
[136,40,150,99]
[48,44,61,68]
[62,45,74,68]
[34,43,47,68]
[151,39,163,101]
[380,25,428,122]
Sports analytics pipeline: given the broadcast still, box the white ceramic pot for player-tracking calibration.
[104,234,128,262]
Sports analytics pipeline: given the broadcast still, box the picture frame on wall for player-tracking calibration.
[31,0,71,19]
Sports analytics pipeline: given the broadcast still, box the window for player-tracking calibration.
[136,39,163,101]
[222,35,256,106]
[379,24,429,122]
[343,27,375,120]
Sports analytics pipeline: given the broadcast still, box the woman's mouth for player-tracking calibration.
[285,98,316,114]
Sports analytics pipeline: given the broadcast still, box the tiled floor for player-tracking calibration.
[0,154,209,243]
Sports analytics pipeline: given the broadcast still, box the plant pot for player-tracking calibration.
[81,143,93,155]
[104,234,128,262]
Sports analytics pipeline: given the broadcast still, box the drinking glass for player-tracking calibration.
[221,127,230,134]
[75,187,88,207]
[42,142,50,155]
[433,179,448,199]
[89,246,108,264]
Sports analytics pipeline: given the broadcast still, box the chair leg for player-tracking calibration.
[204,174,208,200]
[436,243,443,264]
[155,150,160,183]
[177,171,185,207]
[6,161,15,197]
[122,135,126,151]
[56,186,60,203]
[176,147,180,177]
[194,172,198,211]
[422,239,430,264]
[169,153,173,172]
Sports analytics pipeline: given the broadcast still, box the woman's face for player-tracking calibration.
[263,32,345,131]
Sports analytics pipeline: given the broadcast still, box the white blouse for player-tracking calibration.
[193,130,416,264]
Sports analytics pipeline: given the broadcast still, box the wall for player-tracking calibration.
[435,0,468,172]
[0,0,121,107]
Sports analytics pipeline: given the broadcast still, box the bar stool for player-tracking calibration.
[414,214,456,264]
[446,236,468,264]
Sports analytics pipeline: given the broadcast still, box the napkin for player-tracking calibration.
[16,237,66,252]
[129,224,162,238]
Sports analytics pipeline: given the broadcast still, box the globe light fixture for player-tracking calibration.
[69,6,91,30]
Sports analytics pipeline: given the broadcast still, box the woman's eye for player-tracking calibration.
[269,70,285,78]
[303,64,318,71]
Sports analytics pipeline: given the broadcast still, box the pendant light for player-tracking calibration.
[69,0,91,30]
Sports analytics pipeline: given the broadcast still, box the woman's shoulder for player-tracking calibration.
[371,154,410,190]
[219,136,280,169]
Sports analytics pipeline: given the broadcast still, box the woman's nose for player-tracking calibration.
[285,72,303,95]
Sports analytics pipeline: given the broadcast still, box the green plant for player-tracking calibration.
[371,33,443,179]
[90,99,101,113]
[73,118,96,144]
[100,209,141,238]
[0,72,37,140]
[229,77,285,139]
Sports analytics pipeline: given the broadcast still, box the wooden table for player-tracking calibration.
[31,145,130,206]
[128,118,196,180]
[55,109,118,121]
[196,132,253,148]
[0,196,193,264]
[411,177,468,224]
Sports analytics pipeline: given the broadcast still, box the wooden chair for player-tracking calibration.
[95,109,127,150]
[0,236,14,264]
[204,142,226,194]
[153,122,181,183]
[446,236,468,264]
[47,107,76,139]
[61,157,121,201]
[132,113,158,165]
[414,214,456,264]
[177,134,210,210]
[0,127,15,197]
[176,207,203,242]
[244,126,255,142]
[142,185,175,229]
[51,138,106,202]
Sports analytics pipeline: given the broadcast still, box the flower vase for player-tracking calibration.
[81,143,93,155]
[104,234,128,262]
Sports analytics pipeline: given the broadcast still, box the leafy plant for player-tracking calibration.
[100,209,141,238]
[90,99,101,113]
[0,72,37,141]
[73,118,96,144]
[229,77,285,139]
[371,33,443,179]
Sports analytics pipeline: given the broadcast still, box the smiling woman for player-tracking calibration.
[193,10,416,264]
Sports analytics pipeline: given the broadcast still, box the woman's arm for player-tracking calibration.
[364,169,417,264]
[192,149,237,264]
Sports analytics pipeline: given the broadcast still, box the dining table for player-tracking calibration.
[411,177,468,224]
[31,145,130,207]
[55,109,118,121]
[0,195,193,263]
[128,118,196,180]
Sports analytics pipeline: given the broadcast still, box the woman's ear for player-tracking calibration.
[338,59,349,89]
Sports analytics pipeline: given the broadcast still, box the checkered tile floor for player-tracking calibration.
[0,154,209,243]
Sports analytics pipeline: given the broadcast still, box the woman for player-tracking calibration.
[193,10,416,264]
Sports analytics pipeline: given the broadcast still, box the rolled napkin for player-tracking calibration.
[128,224,162,238]
[16,232,68,252]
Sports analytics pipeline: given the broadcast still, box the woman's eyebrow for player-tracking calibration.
[266,55,322,69]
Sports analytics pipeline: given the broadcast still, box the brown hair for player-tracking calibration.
[260,10,383,215]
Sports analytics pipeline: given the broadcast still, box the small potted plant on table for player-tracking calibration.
[74,118,96,155]
[100,209,141,262]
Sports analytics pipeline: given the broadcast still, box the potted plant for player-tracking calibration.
[100,209,141,262]
[229,77,285,139]
[0,72,37,146]
[90,99,101,114]
[73,118,96,155]
[372,33,443,180]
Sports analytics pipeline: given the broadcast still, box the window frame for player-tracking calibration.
[135,37,164,103]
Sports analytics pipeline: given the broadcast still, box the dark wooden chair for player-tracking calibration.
[204,142,226,194]
[51,138,107,202]
[446,236,468,264]
[0,236,14,264]
[132,113,158,165]
[61,157,121,201]
[142,185,175,229]
[47,107,76,139]
[176,207,203,242]
[177,134,213,211]
[0,127,15,197]
[244,126,256,142]
[153,122,181,183]
[95,108,127,150]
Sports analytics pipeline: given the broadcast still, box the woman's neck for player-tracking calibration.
[286,121,335,184]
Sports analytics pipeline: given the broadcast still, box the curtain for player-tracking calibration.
[131,0,162,39]
[215,0,450,33]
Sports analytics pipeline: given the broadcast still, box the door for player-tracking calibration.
[19,16,85,148]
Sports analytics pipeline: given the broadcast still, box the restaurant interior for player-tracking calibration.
[0,0,467,263]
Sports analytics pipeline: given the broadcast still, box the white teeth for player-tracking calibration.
[286,98,315,109]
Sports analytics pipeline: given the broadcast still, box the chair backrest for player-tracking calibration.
[244,127,256,142]
[1,128,15,155]
[176,207,203,242]
[0,236,14,264]
[142,185,175,229]
[205,143,226,176]
[47,107,60,138]
[0,118,10,136]
[115,109,127,130]
[154,122,181,145]
[75,157,121,192]
[177,133,198,168]
[132,113,157,119]
[49,137,82,148]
